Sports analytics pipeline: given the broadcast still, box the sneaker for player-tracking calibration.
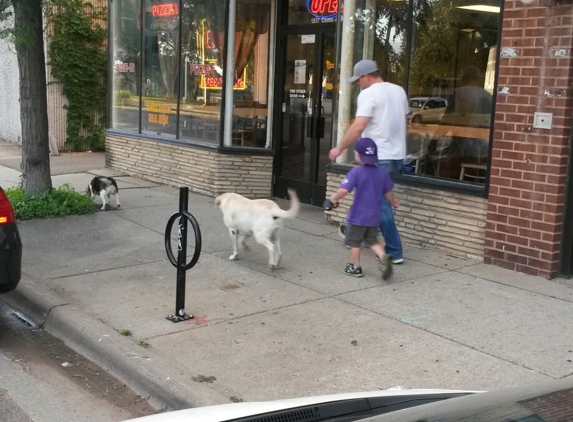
[344,263,363,278]
[378,255,393,280]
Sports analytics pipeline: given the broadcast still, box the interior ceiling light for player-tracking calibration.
[457,5,500,13]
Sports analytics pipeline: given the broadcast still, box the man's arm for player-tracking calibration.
[329,116,370,161]
[385,191,400,209]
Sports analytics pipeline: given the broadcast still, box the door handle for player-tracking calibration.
[305,115,314,138]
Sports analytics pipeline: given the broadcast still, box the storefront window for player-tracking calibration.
[142,0,180,139]
[179,0,226,143]
[110,0,141,133]
[230,0,272,148]
[405,0,499,184]
[109,0,275,148]
[343,0,501,187]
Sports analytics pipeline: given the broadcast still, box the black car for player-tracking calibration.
[0,186,22,293]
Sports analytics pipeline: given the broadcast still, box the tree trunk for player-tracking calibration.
[13,0,52,195]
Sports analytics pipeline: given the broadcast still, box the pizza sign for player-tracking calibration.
[151,2,178,18]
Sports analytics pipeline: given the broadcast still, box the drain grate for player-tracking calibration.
[11,311,36,328]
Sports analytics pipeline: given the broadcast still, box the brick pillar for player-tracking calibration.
[485,0,573,278]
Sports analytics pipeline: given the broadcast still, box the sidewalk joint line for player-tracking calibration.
[49,259,166,280]
[452,269,573,305]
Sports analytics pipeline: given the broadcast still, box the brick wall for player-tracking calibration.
[106,134,273,198]
[485,0,573,278]
[326,173,487,259]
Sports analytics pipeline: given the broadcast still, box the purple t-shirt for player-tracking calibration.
[340,164,393,227]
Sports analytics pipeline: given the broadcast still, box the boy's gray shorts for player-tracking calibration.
[344,224,379,248]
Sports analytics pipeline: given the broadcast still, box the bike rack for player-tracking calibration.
[164,187,202,322]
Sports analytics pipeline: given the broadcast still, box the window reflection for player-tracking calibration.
[179,0,226,144]
[142,0,180,138]
[349,0,500,184]
[110,0,141,133]
[405,0,500,183]
[231,0,272,148]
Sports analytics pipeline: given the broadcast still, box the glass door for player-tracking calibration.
[274,27,336,205]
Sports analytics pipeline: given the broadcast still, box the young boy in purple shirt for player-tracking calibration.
[324,138,399,279]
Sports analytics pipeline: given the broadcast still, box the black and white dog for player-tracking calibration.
[87,176,121,210]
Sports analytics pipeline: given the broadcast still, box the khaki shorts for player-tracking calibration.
[344,224,379,248]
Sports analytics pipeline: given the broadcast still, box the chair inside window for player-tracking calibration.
[232,116,254,146]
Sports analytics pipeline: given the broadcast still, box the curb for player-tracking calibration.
[0,279,231,412]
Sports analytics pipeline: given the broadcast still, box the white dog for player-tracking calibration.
[87,176,121,210]
[215,189,300,270]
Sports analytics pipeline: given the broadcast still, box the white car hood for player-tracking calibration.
[125,388,477,422]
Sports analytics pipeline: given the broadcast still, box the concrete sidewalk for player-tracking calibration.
[1,149,573,414]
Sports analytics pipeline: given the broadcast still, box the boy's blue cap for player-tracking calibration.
[355,138,378,165]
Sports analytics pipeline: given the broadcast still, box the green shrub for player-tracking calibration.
[119,90,132,99]
[5,185,97,220]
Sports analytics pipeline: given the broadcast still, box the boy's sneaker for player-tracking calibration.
[344,263,363,278]
[378,255,393,280]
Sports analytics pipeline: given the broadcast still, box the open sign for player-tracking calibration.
[306,0,338,20]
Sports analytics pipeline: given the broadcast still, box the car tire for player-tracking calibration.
[412,115,422,126]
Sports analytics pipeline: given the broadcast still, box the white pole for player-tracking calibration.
[336,0,356,163]
[223,0,236,147]
[264,0,277,149]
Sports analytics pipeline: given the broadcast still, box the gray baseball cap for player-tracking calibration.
[348,59,378,82]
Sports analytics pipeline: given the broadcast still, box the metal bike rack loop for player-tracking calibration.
[164,187,202,322]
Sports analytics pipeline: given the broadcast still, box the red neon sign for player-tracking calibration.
[151,2,179,18]
[308,0,338,16]
[205,30,216,50]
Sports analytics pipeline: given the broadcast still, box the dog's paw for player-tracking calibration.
[229,254,239,261]
[117,204,121,208]
[268,264,281,271]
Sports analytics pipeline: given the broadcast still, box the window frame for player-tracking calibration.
[107,0,275,154]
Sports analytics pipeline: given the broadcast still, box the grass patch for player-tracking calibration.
[118,329,133,337]
[138,340,151,348]
[192,375,216,383]
[6,185,96,220]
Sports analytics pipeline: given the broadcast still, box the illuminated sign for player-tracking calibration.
[197,21,246,90]
[190,64,213,75]
[306,0,338,20]
[151,2,178,18]
[115,62,136,73]
[200,74,246,90]
[205,30,216,50]
[148,113,169,125]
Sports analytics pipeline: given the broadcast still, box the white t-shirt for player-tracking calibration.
[355,82,409,160]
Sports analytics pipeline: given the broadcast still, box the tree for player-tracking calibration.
[1,0,52,195]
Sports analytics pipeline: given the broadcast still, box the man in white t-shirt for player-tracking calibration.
[329,59,409,264]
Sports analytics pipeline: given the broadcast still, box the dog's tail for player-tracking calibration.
[273,189,300,219]
[214,196,222,208]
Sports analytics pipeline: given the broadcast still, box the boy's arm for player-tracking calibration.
[323,188,349,210]
[330,188,349,205]
[385,190,400,209]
